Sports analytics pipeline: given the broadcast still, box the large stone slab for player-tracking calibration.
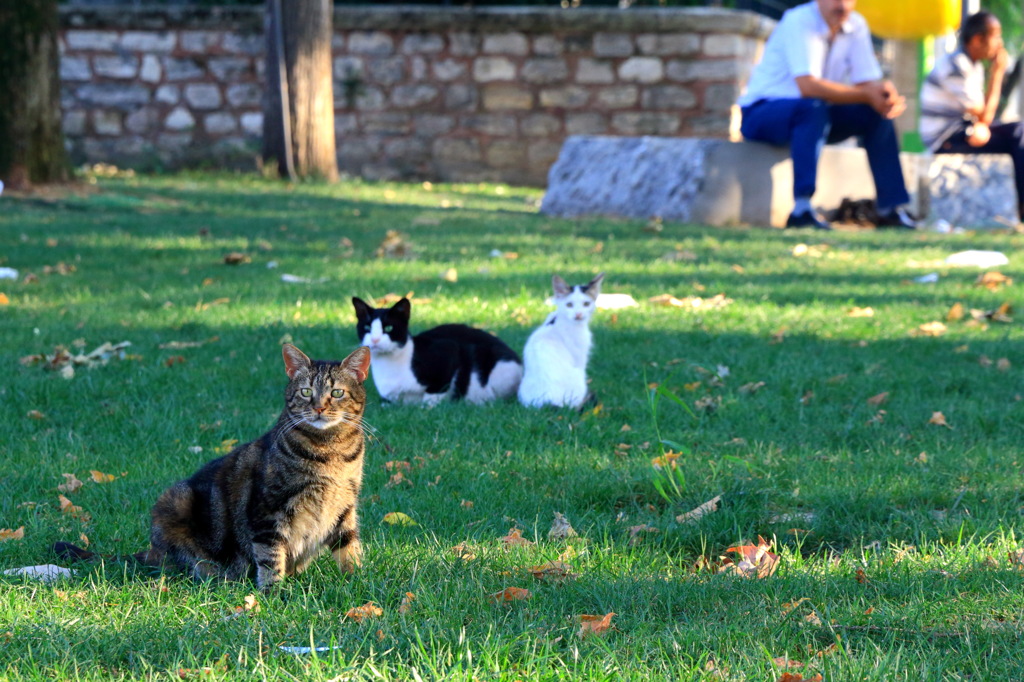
[541,135,1017,228]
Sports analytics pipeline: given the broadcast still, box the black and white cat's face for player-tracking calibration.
[351,297,411,356]
[552,273,604,324]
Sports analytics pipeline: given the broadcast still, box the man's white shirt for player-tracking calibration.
[738,1,883,107]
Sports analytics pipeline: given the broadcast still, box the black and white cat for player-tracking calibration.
[351,297,523,405]
[518,273,604,409]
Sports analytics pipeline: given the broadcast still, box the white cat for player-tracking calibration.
[518,273,604,409]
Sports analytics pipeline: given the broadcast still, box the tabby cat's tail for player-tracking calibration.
[52,541,166,567]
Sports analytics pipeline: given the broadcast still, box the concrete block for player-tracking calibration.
[541,136,924,227]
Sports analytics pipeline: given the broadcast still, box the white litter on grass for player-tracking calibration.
[3,564,75,582]
[914,273,940,284]
[944,250,1009,268]
[266,261,278,269]
[281,274,328,284]
[0,267,18,280]
[279,645,344,655]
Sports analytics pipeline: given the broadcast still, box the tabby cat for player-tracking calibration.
[55,343,372,591]
[518,273,603,409]
[352,296,522,405]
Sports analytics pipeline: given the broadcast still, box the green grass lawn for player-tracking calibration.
[2,171,1024,680]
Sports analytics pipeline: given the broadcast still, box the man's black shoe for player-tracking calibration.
[786,209,832,230]
[875,207,917,230]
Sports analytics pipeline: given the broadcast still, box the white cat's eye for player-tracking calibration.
[331,389,345,399]
[583,301,591,306]
[300,388,312,397]
[566,302,573,308]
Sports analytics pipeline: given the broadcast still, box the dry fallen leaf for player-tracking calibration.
[1009,550,1024,569]
[0,293,8,305]
[738,381,765,395]
[488,587,531,604]
[772,656,804,669]
[345,602,383,622]
[778,673,823,682]
[578,612,615,637]
[26,410,46,420]
[440,268,458,283]
[0,527,25,542]
[912,321,947,337]
[928,411,953,429]
[527,560,575,582]
[720,536,779,578]
[223,594,261,620]
[866,392,889,406]
[382,512,417,526]
[847,306,875,317]
[57,473,84,494]
[548,512,578,540]
[501,527,534,548]
[946,302,965,321]
[976,271,1012,290]
[676,495,722,524]
[451,542,477,561]
[58,494,82,516]
[997,357,1012,372]
[89,470,118,484]
[628,524,659,546]
[399,592,416,615]
[223,252,251,265]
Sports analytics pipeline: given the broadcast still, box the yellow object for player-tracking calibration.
[857,0,960,39]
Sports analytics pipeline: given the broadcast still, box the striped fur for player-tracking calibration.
[146,344,371,591]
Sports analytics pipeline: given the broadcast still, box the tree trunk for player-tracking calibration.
[263,0,338,181]
[0,0,67,189]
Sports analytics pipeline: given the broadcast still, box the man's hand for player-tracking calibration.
[993,47,1010,75]
[864,80,906,119]
[968,122,991,147]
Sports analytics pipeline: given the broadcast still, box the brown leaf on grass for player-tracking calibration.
[772,657,804,669]
[855,568,869,583]
[866,409,886,425]
[57,474,83,494]
[976,271,1012,290]
[979,355,993,367]
[345,602,383,622]
[738,381,766,395]
[0,527,25,542]
[548,512,577,540]
[460,499,474,509]
[866,392,889,406]
[488,587,531,604]
[176,653,230,679]
[847,306,875,317]
[997,358,1012,372]
[384,460,411,473]
[501,528,534,548]
[972,302,1013,323]
[778,673,822,682]
[89,470,118,484]
[214,439,238,455]
[158,336,219,350]
[676,495,722,524]
[928,411,953,428]
[164,355,186,367]
[451,542,477,561]
[399,592,415,615]
[0,293,8,305]
[946,302,965,321]
[223,252,251,265]
[385,471,411,488]
[912,321,947,337]
[440,267,458,283]
[578,612,615,637]
[720,536,779,578]
[375,230,416,260]
[628,524,659,546]
[527,561,575,582]
[381,512,417,526]
[58,494,82,515]
[647,293,733,310]
[769,328,786,344]
[695,395,721,414]
[223,594,260,620]
[26,410,46,420]
[1008,550,1024,569]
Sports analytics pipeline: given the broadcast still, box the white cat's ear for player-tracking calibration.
[282,343,312,379]
[552,275,571,297]
[344,346,372,383]
[584,272,605,299]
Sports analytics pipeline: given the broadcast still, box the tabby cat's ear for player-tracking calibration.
[343,346,372,383]
[352,297,371,320]
[391,297,411,320]
[583,272,605,299]
[282,344,312,379]
[552,275,571,297]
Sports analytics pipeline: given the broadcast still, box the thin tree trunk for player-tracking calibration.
[263,0,338,181]
[0,0,67,188]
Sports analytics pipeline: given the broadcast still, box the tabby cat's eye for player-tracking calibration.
[331,389,345,399]
[300,388,312,397]
[384,325,393,333]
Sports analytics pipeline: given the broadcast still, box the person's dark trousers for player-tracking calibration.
[740,98,911,210]
[937,122,1024,221]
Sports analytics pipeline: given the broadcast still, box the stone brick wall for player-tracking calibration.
[59,5,772,186]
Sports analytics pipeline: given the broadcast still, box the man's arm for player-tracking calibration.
[979,47,1009,125]
[795,76,906,119]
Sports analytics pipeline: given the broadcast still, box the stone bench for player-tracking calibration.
[540,136,1017,228]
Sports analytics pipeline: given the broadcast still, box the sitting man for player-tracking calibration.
[737,0,916,230]
[920,11,1022,224]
